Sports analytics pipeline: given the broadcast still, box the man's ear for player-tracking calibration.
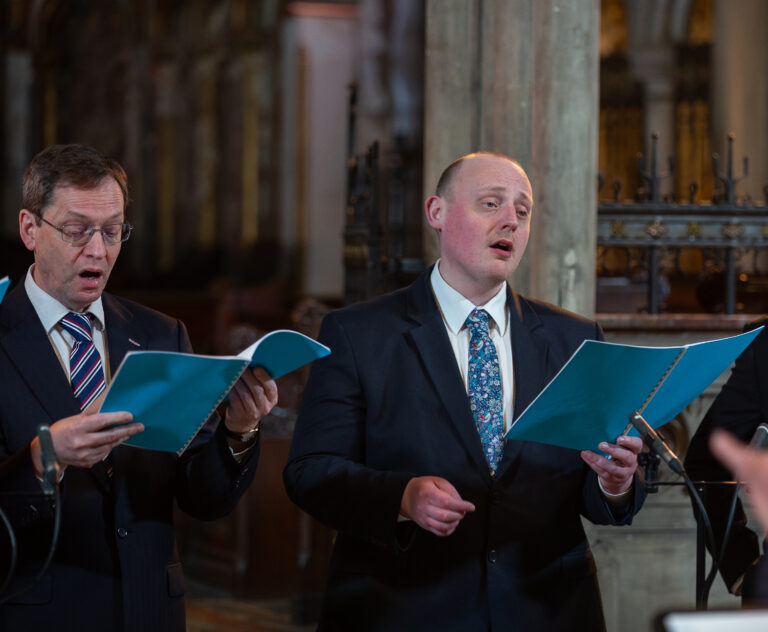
[19,209,38,251]
[424,195,444,232]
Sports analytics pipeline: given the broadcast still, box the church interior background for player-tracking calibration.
[2,1,768,630]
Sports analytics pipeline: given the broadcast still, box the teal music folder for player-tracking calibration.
[100,329,330,454]
[505,328,762,451]
[0,276,9,303]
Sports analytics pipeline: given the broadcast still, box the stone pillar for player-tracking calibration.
[711,0,768,202]
[627,46,676,188]
[423,0,483,267]
[192,56,220,251]
[2,52,33,236]
[154,63,179,273]
[355,0,389,154]
[355,0,424,152]
[279,8,357,299]
[241,52,263,248]
[122,46,152,276]
[423,0,599,315]
[624,0,693,194]
[529,0,599,315]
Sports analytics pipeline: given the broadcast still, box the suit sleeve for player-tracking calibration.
[683,322,767,590]
[283,313,413,549]
[169,319,260,520]
[581,468,646,526]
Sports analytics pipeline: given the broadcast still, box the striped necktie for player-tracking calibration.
[60,312,106,411]
[465,308,504,476]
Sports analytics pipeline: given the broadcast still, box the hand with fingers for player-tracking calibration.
[400,476,476,537]
[710,430,768,530]
[222,367,279,444]
[30,410,142,476]
[581,435,643,496]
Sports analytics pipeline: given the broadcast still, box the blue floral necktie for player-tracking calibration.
[465,308,504,476]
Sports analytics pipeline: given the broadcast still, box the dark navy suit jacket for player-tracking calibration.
[0,281,259,631]
[284,268,645,632]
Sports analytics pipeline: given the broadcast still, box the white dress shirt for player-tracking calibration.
[430,262,515,433]
[24,265,108,382]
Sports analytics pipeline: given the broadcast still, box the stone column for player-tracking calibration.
[423,0,483,267]
[122,45,152,276]
[529,1,599,315]
[2,52,33,236]
[711,0,768,202]
[154,63,180,273]
[192,56,220,252]
[279,8,357,299]
[624,0,692,198]
[423,0,599,315]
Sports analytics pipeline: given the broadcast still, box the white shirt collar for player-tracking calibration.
[24,265,105,334]
[430,261,508,336]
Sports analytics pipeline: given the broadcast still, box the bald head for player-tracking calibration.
[435,152,525,201]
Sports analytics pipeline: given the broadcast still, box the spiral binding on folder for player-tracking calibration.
[176,360,249,456]
[637,347,687,415]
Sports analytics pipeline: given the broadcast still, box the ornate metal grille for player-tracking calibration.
[598,134,768,314]
[343,85,425,304]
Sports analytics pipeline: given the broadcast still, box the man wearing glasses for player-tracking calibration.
[0,144,277,631]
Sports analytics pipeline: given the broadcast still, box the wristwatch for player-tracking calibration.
[221,423,259,443]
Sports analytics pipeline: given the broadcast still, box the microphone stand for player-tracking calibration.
[629,411,732,610]
[0,425,62,605]
[638,448,737,608]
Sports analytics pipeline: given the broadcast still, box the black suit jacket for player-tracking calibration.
[0,282,259,631]
[684,317,768,598]
[751,556,768,604]
[284,269,645,632]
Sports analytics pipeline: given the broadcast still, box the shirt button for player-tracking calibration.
[488,549,498,564]
[117,527,128,538]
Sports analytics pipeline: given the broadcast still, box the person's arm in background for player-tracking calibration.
[710,431,768,529]
[710,430,768,603]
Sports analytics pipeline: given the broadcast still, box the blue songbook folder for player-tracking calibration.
[0,276,9,303]
[100,330,330,454]
[505,328,762,451]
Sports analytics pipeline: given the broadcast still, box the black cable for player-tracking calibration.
[683,475,721,609]
[630,412,722,608]
[0,504,18,599]
[700,480,742,606]
[0,484,61,606]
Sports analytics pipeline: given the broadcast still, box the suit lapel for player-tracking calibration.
[404,271,492,480]
[102,293,141,376]
[0,283,81,424]
[496,289,552,475]
[508,291,551,418]
[95,294,143,489]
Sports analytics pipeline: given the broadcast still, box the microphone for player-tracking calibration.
[628,412,685,476]
[37,425,59,496]
[748,423,768,450]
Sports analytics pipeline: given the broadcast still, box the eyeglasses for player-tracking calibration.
[40,217,134,246]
